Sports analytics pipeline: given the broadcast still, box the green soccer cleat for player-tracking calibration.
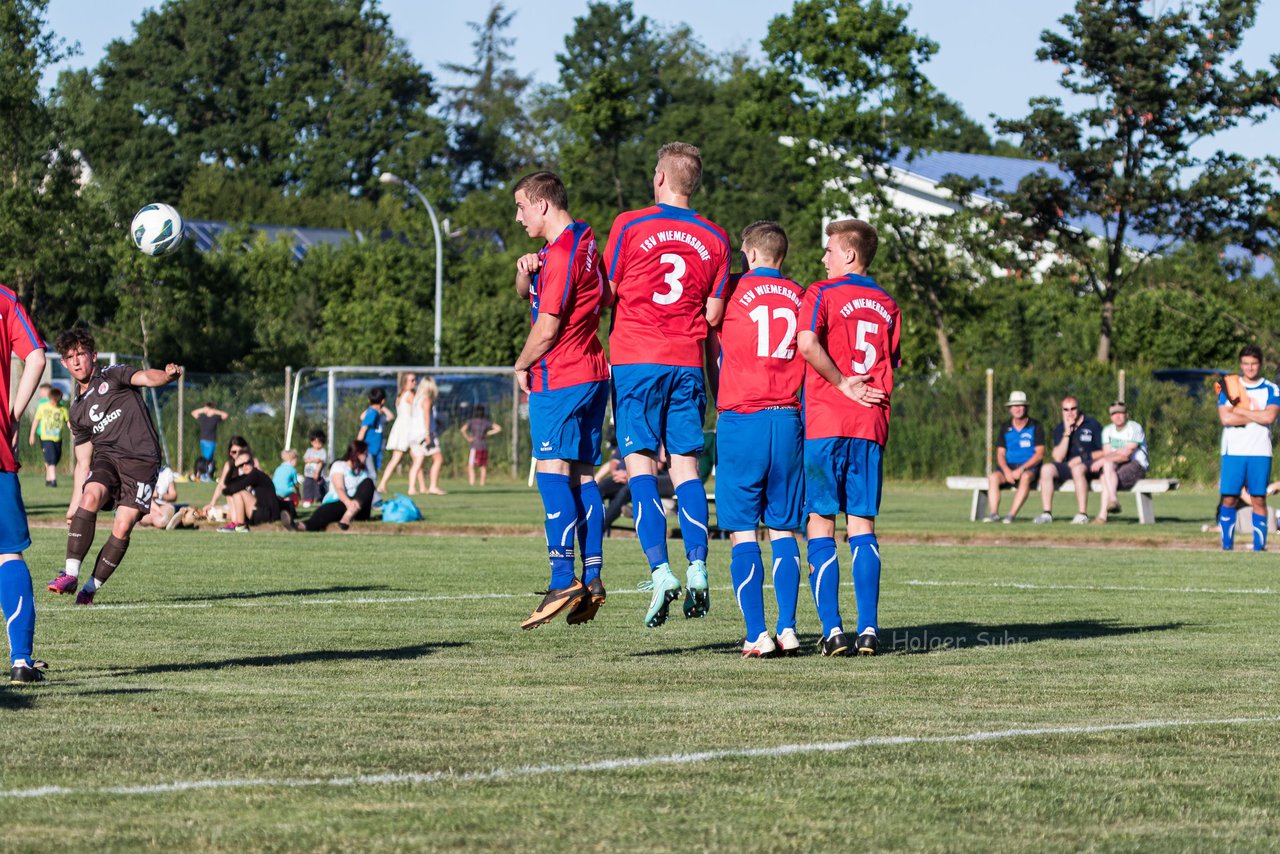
[683,559,710,618]
[639,565,682,628]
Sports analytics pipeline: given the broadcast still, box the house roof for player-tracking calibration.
[885,151,1272,275]
[185,220,358,260]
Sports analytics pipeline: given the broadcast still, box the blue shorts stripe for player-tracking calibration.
[1220,454,1272,497]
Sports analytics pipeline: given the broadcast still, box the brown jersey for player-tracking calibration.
[70,365,162,464]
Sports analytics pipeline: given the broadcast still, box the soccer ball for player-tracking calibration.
[130,203,185,256]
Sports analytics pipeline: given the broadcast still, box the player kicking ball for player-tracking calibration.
[711,223,809,658]
[511,171,613,629]
[797,220,896,657]
[47,328,181,605]
[604,142,730,627]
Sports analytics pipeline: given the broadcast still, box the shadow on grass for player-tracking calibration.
[72,687,159,697]
[112,641,469,677]
[630,620,1183,658]
[170,584,390,603]
[0,689,38,709]
[883,619,1184,655]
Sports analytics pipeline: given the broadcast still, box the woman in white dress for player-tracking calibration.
[407,375,447,496]
[376,372,416,493]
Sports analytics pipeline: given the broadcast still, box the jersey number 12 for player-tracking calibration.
[748,305,797,359]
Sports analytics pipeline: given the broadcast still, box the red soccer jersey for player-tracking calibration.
[604,204,730,368]
[528,220,610,392]
[0,285,44,473]
[716,268,806,414]
[800,273,901,444]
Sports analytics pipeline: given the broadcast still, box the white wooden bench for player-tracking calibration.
[945,475,1180,524]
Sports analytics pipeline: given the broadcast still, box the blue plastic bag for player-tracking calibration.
[380,494,423,523]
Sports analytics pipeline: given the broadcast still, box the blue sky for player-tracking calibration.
[42,0,1278,162]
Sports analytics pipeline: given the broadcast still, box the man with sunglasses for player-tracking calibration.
[1033,396,1102,524]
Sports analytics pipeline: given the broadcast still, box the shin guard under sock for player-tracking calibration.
[770,537,802,633]
[849,533,881,634]
[730,542,766,640]
[86,535,130,592]
[674,479,709,563]
[1253,512,1268,552]
[629,475,669,569]
[574,480,605,584]
[67,507,97,571]
[1219,504,1236,551]
[535,473,578,589]
[806,537,841,637]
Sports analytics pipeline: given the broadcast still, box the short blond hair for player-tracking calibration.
[741,221,788,265]
[657,141,703,195]
[825,219,878,268]
[281,448,299,463]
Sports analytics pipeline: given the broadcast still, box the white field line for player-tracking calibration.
[899,579,1275,595]
[2,715,1275,800]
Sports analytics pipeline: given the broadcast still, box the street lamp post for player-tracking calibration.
[379,171,443,368]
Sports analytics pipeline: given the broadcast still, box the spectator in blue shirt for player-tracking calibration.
[356,388,392,476]
[984,391,1045,523]
[273,449,300,506]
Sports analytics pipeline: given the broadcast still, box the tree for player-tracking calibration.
[993,0,1280,363]
[60,0,449,204]
[441,2,534,193]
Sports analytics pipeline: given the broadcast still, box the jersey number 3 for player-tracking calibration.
[652,253,685,305]
[748,305,797,359]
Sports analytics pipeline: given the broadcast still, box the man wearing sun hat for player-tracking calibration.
[1089,401,1149,524]
[983,390,1045,523]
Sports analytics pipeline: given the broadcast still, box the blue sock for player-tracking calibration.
[629,475,669,570]
[806,537,841,637]
[675,479,709,563]
[0,559,35,666]
[731,542,766,640]
[849,534,881,634]
[770,537,801,633]
[1253,512,1267,552]
[574,480,605,584]
[535,473,577,589]
[1219,504,1236,551]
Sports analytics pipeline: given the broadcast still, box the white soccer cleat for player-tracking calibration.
[742,632,778,659]
[776,628,800,656]
[1071,513,1090,525]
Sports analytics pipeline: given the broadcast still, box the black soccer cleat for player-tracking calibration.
[9,661,47,685]
[819,630,849,657]
[855,630,879,656]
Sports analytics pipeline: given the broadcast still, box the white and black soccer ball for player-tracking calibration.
[130,203,185,256]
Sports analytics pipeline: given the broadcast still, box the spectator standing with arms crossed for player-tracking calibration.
[190,402,228,480]
[1216,345,1280,550]
[797,220,894,657]
[984,391,1044,523]
[1034,397,1102,525]
[512,171,612,628]
[0,286,48,683]
[711,222,808,658]
[605,141,730,628]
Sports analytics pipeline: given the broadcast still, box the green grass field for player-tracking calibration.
[4,477,1279,850]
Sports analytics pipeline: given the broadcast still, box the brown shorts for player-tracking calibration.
[86,455,160,512]
[1115,460,1147,490]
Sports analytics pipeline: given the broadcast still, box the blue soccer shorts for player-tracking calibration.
[612,364,706,457]
[0,472,31,553]
[1220,454,1272,497]
[804,436,883,518]
[714,409,804,532]
[529,379,609,465]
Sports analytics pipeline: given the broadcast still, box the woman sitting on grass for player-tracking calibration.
[301,440,376,531]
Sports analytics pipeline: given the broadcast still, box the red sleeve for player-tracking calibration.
[5,295,42,359]
[802,285,825,335]
[710,240,731,300]
[537,240,573,316]
[603,213,627,284]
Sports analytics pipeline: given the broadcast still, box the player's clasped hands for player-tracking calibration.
[837,375,887,408]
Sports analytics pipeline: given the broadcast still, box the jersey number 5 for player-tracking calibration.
[748,305,797,359]
[652,253,685,305]
[852,320,879,374]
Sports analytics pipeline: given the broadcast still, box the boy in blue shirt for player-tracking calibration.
[984,390,1045,523]
[357,388,392,475]
[273,449,300,508]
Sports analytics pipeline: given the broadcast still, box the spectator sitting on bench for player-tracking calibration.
[1034,396,1103,525]
[1090,401,1149,524]
[983,390,1045,523]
